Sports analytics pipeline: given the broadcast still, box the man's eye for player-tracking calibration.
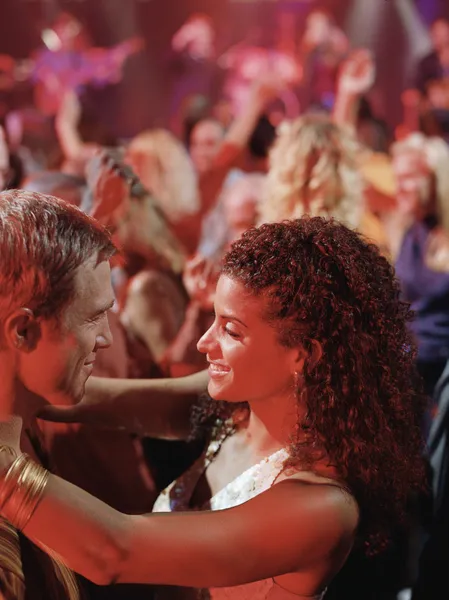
[90,313,105,324]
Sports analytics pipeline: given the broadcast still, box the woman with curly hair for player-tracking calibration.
[0,218,425,599]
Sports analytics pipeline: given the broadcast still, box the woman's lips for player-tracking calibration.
[208,362,231,377]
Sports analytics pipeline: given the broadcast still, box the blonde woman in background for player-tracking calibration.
[388,132,449,400]
[261,114,389,254]
[127,128,200,253]
[387,132,449,260]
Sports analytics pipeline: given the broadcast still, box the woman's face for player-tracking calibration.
[189,120,224,175]
[197,275,301,403]
[223,183,259,243]
[305,12,333,46]
[188,20,215,59]
[392,149,432,217]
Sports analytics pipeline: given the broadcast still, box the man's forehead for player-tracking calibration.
[72,258,113,301]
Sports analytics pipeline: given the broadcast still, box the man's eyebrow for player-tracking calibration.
[89,299,115,319]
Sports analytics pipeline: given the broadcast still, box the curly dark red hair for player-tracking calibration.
[192,216,426,553]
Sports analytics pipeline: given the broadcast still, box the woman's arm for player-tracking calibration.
[55,92,99,166]
[198,76,284,218]
[224,74,288,149]
[14,474,355,588]
[55,92,85,162]
[332,49,375,131]
[38,370,209,440]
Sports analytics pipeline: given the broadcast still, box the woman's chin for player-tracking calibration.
[207,380,225,401]
[207,382,245,404]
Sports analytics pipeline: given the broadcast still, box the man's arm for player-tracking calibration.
[38,371,209,441]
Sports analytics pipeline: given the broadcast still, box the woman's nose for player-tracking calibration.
[197,322,216,355]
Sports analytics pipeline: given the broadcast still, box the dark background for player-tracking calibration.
[1,0,448,137]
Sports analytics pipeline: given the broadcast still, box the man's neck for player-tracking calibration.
[0,414,22,454]
[0,415,42,464]
[13,381,47,429]
[0,377,48,464]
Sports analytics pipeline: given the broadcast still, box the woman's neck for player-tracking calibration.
[239,392,300,459]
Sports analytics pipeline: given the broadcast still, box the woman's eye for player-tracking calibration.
[224,326,240,339]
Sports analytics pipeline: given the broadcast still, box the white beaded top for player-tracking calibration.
[152,424,327,600]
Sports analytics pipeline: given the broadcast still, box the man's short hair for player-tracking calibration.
[0,189,116,323]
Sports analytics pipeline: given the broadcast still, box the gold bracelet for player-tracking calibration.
[13,462,49,531]
[0,453,28,512]
[0,454,50,532]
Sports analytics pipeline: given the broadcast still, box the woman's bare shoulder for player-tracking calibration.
[273,468,360,539]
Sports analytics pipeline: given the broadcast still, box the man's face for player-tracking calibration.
[431,20,449,52]
[189,120,225,174]
[19,255,114,405]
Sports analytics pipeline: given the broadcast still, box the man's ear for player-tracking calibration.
[4,308,41,353]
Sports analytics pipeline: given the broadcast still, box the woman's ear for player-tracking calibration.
[290,346,306,376]
[291,339,322,375]
[308,339,323,370]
